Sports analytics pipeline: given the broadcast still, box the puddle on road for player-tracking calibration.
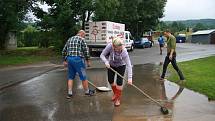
[111,64,215,121]
[0,69,114,121]
[1,64,215,121]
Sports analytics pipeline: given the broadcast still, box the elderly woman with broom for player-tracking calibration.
[100,36,133,106]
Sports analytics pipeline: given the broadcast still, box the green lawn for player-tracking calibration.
[0,47,55,67]
[16,46,39,50]
[168,56,215,100]
[0,55,49,66]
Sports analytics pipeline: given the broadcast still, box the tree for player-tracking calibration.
[193,23,207,32]
[156,21,168,31]
[0,0,35,50]
[171,21,186,33]
[94,0,120,21]
[177,22,186,31]
[80,0,96,29]
[94,0,167,37]
[33,0,96,50]
[170,21,179,33]
[32,0,167,50]
[20,25,39,47]
[136,0,166,32]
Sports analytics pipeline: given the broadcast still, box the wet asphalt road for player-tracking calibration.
[0,64,166,121]
[0,68,113,121]
[0,62,60,90]
[1,43,215,121]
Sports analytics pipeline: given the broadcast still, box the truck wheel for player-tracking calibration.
[151,42,154,46]
[89,48,93,55]
[130,45,134,51]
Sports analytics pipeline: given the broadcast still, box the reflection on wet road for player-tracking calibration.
[1,64,215,121]
[0,68,113,121]
[112,64,215,121]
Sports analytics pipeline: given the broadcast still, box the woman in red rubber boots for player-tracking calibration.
[100,36,133,106]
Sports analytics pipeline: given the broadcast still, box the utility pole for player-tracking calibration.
[137,21,142,37]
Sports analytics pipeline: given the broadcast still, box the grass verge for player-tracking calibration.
[0,55,49,66]
[0,47,56,67]
[168,56,215,100]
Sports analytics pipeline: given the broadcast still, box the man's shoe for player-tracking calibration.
[160,77,166,81]
[177,80,186,85]
[160,77,164,80]
[85,89,95,96]
[67,94,73,99]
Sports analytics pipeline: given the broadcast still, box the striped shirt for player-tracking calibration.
[62,35,90,60]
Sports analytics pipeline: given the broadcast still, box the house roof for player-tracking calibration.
[192,29,215,35]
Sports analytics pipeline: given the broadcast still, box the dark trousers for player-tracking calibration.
[161,56,184,80]
[108,65,126,86]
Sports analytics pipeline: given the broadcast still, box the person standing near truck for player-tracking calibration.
[62,30,95,99]
[100,37,133,106]
[160,30,185,82]
[158,35,165,55]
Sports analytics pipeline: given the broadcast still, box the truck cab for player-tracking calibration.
[123,31,134,51]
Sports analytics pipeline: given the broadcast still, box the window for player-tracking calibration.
[125,33,128,39]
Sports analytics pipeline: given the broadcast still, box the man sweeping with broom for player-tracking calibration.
[100,36,133,106]
[62,30,95,99]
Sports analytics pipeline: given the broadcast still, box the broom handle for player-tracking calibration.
[88,80,98,89]
[109,67,163,107]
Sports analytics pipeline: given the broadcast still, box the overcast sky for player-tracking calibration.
[162,0,215,21]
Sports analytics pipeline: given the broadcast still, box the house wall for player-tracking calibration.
[210,32,215,44]
[191,34,210,44]
[5,31,17,50]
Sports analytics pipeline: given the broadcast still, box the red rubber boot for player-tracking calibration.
[114,89,122,107]
[111,85,117,101]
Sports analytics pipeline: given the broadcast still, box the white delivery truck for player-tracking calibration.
[85,21,134,54]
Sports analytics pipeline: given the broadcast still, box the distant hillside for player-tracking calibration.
[164,19,215,28]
